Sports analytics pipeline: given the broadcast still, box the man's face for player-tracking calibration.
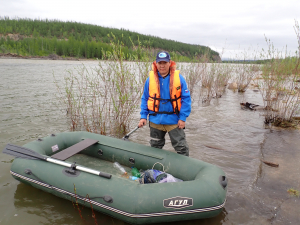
[157,61,171,77]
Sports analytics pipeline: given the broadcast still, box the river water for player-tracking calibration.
[0,59,299,225]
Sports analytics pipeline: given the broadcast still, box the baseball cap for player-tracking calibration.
[156,51,170,63]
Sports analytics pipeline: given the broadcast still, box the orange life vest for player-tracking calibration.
[147,61,182,115]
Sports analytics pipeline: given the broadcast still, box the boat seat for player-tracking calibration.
[51,139,99,161]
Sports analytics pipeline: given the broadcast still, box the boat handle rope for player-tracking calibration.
[139,162,165,184]
[152,162,165,172]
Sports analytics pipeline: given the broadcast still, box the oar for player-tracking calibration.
[122,126,139,140]
[3,144,112,179]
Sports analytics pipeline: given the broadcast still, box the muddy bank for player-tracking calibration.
[257,128,300,224]
[0,53,87,61]
[220,128,300,225]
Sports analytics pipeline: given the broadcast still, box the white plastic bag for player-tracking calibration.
[158,173,183,183]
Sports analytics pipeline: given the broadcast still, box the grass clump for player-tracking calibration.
[287,188,300,197]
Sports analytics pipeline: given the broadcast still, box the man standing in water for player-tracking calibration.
[138,52,191,156]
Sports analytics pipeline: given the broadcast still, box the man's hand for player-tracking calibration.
[138,119,147,128]
[178,120,185,129]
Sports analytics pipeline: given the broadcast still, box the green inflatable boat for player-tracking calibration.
[4,131,227,224]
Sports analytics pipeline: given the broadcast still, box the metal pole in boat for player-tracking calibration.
[122,126,139,140]
[46,158,112,178]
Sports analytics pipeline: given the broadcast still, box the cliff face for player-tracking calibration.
[0,33,27,41]
[212,54,222,63]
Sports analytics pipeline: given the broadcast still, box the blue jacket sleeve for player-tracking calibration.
[140,78,150,120]
[179,74,192,121]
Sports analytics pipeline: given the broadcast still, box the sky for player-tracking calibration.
[1,0,300,59]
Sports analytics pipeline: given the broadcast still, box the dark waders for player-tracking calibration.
[150,126,189,156]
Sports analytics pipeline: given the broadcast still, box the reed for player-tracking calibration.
[255,31,300,126]
[225,48,261,92]
[54,20,300,130]
[199,63,232,104]
[72,183,84,221]
[235,63,260,92]
[179,53,210,100]
[55,34,150,137]
[213,64,232,97]
[295,19,300,58]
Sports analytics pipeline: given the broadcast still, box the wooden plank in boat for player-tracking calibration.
[51,139,98,161]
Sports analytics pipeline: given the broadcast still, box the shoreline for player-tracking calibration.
[0,53,98,61]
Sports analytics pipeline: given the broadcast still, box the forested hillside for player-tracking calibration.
[0,17,220,62]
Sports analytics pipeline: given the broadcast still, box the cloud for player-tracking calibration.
[1,0,299,59]
[1,0,47,19]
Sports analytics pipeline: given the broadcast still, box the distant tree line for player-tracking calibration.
[0,17,219,61]
[222,57,300,66]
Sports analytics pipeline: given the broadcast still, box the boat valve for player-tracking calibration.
[24,169,32,175]
[103,195,113,203]
[98,149,103,156]
[129,158,135,164]
[219,176,228,189]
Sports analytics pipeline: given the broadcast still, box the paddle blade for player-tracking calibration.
[3,144,46,160]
